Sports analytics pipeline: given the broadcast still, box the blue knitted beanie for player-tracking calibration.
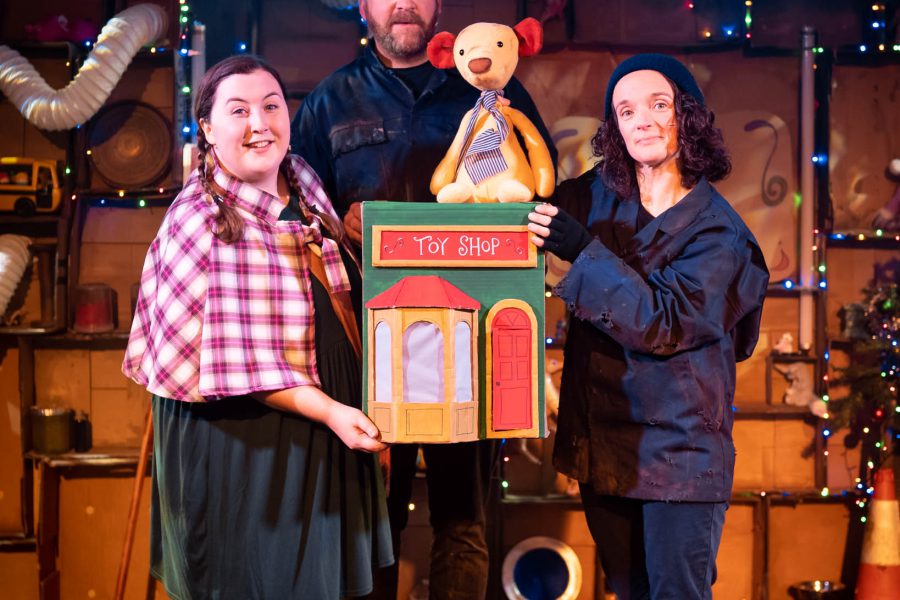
[604,53,704,120]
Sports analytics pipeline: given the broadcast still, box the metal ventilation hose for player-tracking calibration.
[0,3,168,131]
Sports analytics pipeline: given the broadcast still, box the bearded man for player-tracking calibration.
[292,2,554,598]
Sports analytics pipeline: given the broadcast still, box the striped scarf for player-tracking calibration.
[461,90,509,184]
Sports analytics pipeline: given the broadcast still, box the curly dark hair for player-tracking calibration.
[591,80,731,199]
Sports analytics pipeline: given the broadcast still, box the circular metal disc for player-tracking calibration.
[87,101,173,189]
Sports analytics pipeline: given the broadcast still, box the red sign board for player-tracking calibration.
[372,225,536,267]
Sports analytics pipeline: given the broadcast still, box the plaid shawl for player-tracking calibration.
[122,155,354,402]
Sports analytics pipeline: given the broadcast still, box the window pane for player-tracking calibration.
[403,321,444,403]
[375,321,392,402]
[454,322,472,403]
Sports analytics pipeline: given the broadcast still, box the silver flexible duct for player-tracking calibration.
[0,235,31,319]
[0,3,168,131]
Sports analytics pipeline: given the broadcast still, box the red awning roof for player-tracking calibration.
[366,275,480,310]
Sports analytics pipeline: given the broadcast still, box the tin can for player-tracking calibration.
[29,406,73,454]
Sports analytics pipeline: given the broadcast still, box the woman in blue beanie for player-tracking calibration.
[528,54,769,599]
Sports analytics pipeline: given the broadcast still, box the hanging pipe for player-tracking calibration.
[0,4,168,131]
[799,25,816,352]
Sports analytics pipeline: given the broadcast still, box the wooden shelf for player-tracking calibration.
[828,232,900,250]
[732,489,855,502]
[0,535,36,553]
[733,403,817,418]
[764,491,857,505]
[765,283,823,298]
[827,337,871,351]
[4,41,80,59]
[0,215,62,225]
[769,352,817,363]
[501,493,583,506]
[506,489,851,505]
[76,190,178,206]
[0,325,65,336]
[132,47,177,67]
[26,447,140,469]
[0,216,64,239]
[31,331,130,350]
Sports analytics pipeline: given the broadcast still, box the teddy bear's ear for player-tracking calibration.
[427,31,457,69]
[514,17,543,57]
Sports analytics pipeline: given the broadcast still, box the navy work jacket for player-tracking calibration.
[552,170,769,502]
[291,44,555,216]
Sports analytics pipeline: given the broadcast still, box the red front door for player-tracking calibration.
[492,307,532,430]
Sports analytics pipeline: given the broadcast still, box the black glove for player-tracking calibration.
[541,206,593,263]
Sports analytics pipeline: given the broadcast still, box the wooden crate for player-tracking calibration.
[734,417,818,492]
[58,472,168,600]
[0,551,39,600]
[767,498,850,599]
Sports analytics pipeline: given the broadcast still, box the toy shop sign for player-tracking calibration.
[372,225,536,267]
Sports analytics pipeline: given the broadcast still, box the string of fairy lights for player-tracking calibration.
[178,0,195,144]
[685,0,899,51]
[65,0,898,210]
[685,0,755,42]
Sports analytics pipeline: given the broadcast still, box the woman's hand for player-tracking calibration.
[253,386,387,453]
[526,202,556,248]
[527,203,593,263]
[324,402,388,453]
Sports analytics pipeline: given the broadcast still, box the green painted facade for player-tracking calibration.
[362,201,546,439]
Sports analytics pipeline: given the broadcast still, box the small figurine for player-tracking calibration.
[772,332,795,354]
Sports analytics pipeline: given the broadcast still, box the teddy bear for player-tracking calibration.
[427,18,555,203]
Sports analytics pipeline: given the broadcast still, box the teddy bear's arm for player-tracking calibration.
[506,108,556,198]
[430,108,477,195]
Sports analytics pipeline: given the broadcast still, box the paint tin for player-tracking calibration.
[29,406,73,454]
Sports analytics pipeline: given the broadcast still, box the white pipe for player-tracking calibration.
[0,236,32,319]
[191,22,206,116]
[799,26,816,351]
[0,4,167,131]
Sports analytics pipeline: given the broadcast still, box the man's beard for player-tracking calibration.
[365,8,438,59]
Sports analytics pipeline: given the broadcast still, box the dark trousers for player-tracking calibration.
[367,441,494,600]
[580,484,727,600]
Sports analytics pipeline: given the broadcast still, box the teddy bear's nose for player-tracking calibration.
[468,58,492,74]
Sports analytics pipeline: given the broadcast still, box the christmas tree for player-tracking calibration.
[831,283,899,491]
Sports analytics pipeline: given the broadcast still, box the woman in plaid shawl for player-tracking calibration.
[123,55,393,599]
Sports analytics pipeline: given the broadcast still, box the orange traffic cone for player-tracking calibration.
[855,467,900,599]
